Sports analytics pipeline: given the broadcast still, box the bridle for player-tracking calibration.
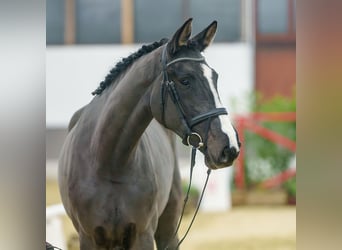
[160,45,228,249]
[160,45,228,149]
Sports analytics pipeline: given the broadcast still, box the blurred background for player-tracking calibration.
[46,0,296,249]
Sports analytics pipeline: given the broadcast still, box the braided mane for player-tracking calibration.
[92,38,169,95]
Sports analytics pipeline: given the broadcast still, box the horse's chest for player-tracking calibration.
[72,173,159,233]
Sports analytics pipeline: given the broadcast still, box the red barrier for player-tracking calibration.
[259,168,296,189]
[234,112,296,189]
[248,112,296,122]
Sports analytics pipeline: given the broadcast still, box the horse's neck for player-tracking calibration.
[92,47,163,173]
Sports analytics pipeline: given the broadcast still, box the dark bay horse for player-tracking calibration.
[58,18,240,250]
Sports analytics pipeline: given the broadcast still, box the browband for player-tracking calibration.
[166,56,205,67]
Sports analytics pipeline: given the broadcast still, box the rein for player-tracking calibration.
[160,45,227,249]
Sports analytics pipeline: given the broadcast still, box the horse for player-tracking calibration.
[58,18,240,250]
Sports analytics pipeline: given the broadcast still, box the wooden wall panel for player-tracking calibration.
[255,46,296,99]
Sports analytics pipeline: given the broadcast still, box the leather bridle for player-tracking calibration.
[160,45,228,249]
[160,45,228,149]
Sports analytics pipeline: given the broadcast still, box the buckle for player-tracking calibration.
[187,132,204,149]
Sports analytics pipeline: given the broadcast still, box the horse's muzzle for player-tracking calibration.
[219,146,239,166]
[204,144,240,169]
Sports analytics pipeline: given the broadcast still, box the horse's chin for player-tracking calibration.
[204,154,234,170]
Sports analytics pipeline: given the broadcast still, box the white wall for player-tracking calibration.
[46,43,253,128]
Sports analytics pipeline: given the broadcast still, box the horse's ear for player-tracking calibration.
[168,18,193,54]
[190,20,217,52]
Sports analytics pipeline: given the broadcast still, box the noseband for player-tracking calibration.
[160,45,228,249]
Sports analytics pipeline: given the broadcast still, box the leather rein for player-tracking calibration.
[160,45,228,249]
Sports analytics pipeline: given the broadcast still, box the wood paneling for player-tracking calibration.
[121,0,134,43]
[255,46,296,99]
[65,0,75,44]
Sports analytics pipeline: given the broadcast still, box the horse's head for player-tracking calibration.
[150,18,240,169]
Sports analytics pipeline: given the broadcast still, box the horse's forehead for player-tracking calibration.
[173,49,202,63]
[178,48,200,57]
[173,60,204,74]
[170,50,217,83]
[178,51,214,73]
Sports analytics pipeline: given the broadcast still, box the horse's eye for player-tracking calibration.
[180,78,190,86]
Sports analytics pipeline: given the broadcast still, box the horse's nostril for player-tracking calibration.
[231,147,239,159]
[222,146,229,158]
[221,146,239,162]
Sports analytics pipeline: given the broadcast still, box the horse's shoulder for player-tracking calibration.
[148,120,174,142]
[142,121,176,158]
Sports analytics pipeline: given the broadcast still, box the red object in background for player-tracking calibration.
[234,112,296,189]
[260,168,296,189]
